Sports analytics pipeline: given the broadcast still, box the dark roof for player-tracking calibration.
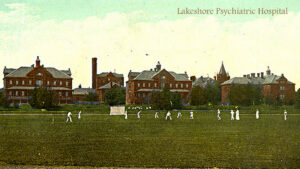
[3,67,16,74]
[192,77,217,88]
[221,75,294,85]
[133,69,190,81]
[98,82,121,89]
[73,88,96,95]
[219,62,227,75]
[3,66,72,79]
[263,75,293,84]
[97,72,123,78]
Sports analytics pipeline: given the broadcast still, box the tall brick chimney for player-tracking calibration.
[190,76,196,82]
[92,57,97,89]
[36,56,40,67]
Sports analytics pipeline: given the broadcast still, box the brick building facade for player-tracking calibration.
[221,66,295,104]
[91,57,124,102]
[126,62,192,104]
[214,62,230,84]
[3,56,73,104]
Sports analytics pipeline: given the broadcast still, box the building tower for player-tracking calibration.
[92,57,97,89]
[214,61,230,84]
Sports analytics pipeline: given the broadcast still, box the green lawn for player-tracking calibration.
[0,112,299,168]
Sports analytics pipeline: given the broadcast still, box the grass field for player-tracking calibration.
[0,112,299,168]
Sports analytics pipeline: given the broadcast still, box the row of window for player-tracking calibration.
[8,80,70,87]
[280,86,285,90]
[136,82,189,89]
[8,91,69,97]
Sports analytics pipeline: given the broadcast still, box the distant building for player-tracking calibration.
[192,76,217,88]
[3,56,73,104]
[91,57,124,102]
[126,61,192,104]
[214,61,230,84]
[72,85,96,102]
[221,66,295,104]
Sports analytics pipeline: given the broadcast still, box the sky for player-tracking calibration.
[1,0,300,89]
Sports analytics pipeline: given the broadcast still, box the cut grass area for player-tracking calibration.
[0,112,299,168]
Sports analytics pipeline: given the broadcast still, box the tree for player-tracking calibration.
[29,88,55,109]
[228,85,261,106]
[190,86,206,105]
[104,87,125,106]
[83,92,98,102]
[204,82,221,105]
[151,87,182,110]
[294,89,300,108]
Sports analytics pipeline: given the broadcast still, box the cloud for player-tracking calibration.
[1,3,300,89]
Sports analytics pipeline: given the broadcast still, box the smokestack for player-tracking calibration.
[257,73,260,77]
[92,57,97,89]
[261,72,264,78]
[247,74,250,78]
[251,73,255,78]
[243,75,246,78]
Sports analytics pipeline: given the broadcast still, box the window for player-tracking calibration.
[60,81,62,86]
[9,91,12,96]
[176,84,178,88]
[143,93,145,97]
[37,73,42,76]
[29,80,32,85]
[47,81,50,85]
[59,92,62,96]
[22,91,24,96]
[138,93,140,97]
[154,83,157,88]
[66,82,69,86]
[143,83,145,87]
[186,84,189,88]
[148,83,150,87]
[170,83,172,88]
[36,80,42,86]
[22,80,25,85]
[15,91,18,96]
[53,81,56,86]
[280,86,285,90]
[66,92,68,97]
[138,83,140,87]
[280,95,285,100]
[10,80,12,85]
[16,80,18,85]
[181,83,183,88]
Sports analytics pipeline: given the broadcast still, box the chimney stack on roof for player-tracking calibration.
[243,75,246,78]
[190,76,196,82]
[257,73,260,77]
[36,56,40,67]
[92,57,97,89]
[251,73,255,78]
[261,72,264,78]
[266,66,271,75]
[247,74,250,78]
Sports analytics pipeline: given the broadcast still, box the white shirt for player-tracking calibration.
[68,112,72,117]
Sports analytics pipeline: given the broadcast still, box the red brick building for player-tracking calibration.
[126,62,192,104]
[72,85,96,103]
[221,66,295,104]
[91,57,124,102]
[3,56,73,104]
[214,62,230,84]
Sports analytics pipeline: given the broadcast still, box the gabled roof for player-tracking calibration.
[263,75,293,84]
[133,70,190,81]
[219,62,227,75]
[4,66,72,79]
[73,88,96,95]
[222,77,251,85]
[3,67,16,75]
[97,72,123,78]
[98,82,121,89]
[192,77,217,88]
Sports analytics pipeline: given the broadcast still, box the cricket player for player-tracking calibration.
[78,111,81,120]
[230,110,234,120]
[66,112,72,123]
[137,111,141,119]
[165,111,172,120]
[177,112,182,118]
[284,110,287,120]
[217,109,221,120]
[190,111,194,119]
[236,109,240,120]
[155,112,159,119]
[125,111,128,120]
[256,109,259,119]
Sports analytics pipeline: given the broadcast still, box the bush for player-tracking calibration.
[19,104,32,111]
[151,87,182,110]
[29,88,55,109]
[104,87,125,106]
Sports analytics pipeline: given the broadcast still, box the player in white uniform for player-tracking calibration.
[125,110,128,119]
[190,111,194,119]
[230,110,234,120]
[256,109,259,119]
[236,109,240,120]
[284,110,287,120]
[78,111,81,120]
[66,112,72,123]
[177,112,182,118]
[137,111,141,119]
[155,112,159,119]
[165,111,172,120]
[217,109,221,120]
